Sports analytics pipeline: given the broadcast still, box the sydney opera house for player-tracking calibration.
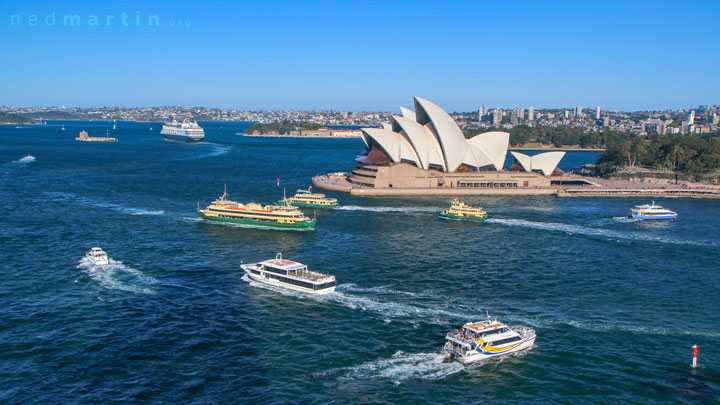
[313,97,567,195]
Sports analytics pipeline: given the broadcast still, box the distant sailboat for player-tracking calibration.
[61,124,65,131]
[113,120,116,130]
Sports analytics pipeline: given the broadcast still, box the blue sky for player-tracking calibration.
[1,0,718,111]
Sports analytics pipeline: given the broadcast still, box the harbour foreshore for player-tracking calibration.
[312,173,720,198]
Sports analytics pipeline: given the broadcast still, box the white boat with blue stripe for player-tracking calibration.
[630,201,677,220]
[442,315,536,364]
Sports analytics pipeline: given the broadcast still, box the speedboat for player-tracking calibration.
[442,315,536,364]
[84,247,109,265]
[241,253,336,294]
[629,201,677,220]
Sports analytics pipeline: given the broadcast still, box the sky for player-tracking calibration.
[1,0,718,112]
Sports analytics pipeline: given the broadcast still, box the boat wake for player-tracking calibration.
[44,192,165,216]
[187,143,232,160]
[4,155,36,166]
[338,205,438,213]
[329,351,464,384]
[77,257,157,294]
[244,276,479,325]
[486,218,716,247]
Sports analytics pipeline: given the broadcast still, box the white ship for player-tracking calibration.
[161,119,205,143]
[83,247,109,265]
[629,201,677,220]
[241,253,336,294]
[442,315,536,364]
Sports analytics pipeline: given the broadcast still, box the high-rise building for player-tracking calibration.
[478,105,487,121]
[492,107,502,126]
[595,106,601,120]
[564,110,570,119]
[688,110,695,125]
[602,117,610,126]
[528,106,534,121]
[575,106,583,118]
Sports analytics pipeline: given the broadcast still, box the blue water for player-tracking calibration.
[1,121,719,404]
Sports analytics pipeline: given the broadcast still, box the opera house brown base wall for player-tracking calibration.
[313,162,558,196]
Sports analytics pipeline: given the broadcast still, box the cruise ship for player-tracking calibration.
[439,198,487,221]
[197,187,316,230]
[161,119,205,143]
[630,201,677,220]
[442,316,536,364]
[241,253,336,294]
[278,187,339,209]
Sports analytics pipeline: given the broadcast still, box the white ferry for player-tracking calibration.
[442,315,536,364]
[630,201,677,220]
[84,247,109,265]
[241,253,336,294]
[161,119,205,143]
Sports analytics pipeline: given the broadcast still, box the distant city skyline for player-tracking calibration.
[1,0,718,111]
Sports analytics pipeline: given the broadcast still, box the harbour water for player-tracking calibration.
[1,121,719,403]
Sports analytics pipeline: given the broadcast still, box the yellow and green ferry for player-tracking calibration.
[278,187,339,209]
[198,187,316,231]
[439,198,487,221]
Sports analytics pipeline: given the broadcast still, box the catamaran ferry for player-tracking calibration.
[197,187,316,230]
[439,198,487,221]
[241,253,336,294]
[83,247,109,265]
[278,186,339,209]
[442,316,536,364]
[161,119,205,143]
[630,201,677,220]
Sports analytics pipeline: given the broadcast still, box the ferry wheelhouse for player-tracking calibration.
[197,187,316,230]
[84,247,109,265]
[278,187,339,209]
[630,201,677,220]
[161,119,205,143]
[439,198,487,221]
[241,253,336,294]
[442,316,536,364]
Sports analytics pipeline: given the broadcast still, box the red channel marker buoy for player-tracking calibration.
[692,344,698,368]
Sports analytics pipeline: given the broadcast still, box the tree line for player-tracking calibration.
[596,132,720,177]
[244,121,322,135]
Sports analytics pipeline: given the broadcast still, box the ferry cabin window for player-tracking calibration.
[490,336,522,346]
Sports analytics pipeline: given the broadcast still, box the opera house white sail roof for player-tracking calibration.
[360,97,564,176]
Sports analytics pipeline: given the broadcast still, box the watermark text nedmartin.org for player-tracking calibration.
[9,11,191,28]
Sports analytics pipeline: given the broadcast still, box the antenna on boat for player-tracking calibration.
[283,187,287,204]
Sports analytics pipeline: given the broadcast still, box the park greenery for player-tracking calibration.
[596,132,720,177]
[0,112,34,124]
[244,121,322,135]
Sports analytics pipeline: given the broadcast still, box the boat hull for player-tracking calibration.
[242,267,336,294]
[197,210,316,230]
[163,134,204,143]
[278,200,339,209]
[439,212,487,221]
[631,213,677,220]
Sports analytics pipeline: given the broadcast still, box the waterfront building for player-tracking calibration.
[313,97,565,195]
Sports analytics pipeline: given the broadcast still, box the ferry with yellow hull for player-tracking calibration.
[198,187,316,230]
[439,198,487,221]
[278,187,339,209]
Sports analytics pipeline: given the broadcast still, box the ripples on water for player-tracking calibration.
[1,121,719,403]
